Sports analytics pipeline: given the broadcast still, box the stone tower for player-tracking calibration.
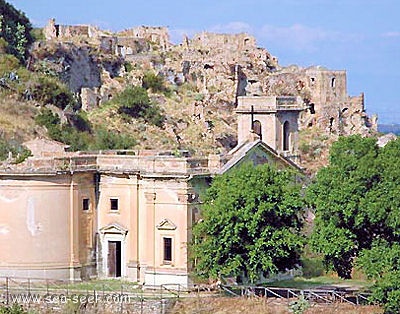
[236,96,305,161]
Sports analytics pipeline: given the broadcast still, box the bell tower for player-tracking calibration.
[236,96,305,161]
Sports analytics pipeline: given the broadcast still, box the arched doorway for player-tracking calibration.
[283,121,290,151]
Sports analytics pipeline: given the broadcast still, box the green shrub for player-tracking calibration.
[194,93,205,101]
[91,127,136,150]
[31,27,44,41]
[0,304,27,314]
[300,257,325,278]
[288,294,310,314]
[142,71,165,93]
[68,110,91,132]
[124,61,133,73]
[32,76,77,110]
[35,108,60,126]
[115,85,165,127]
[35,109,90,151]
[35,109,136,151]
[0,137,31,163]
[0,54,20,75]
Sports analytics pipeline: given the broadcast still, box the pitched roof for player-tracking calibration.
[219,139,302,174]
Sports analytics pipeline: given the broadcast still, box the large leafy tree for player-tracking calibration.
[192,163,304,283]
[0,0,33,62]
[308,135,400,279]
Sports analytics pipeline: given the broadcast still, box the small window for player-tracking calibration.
[110,198,119,211]
[163,237,172,263]
[82,198,90,211]
[331,77,336,88]
[252,120,262,140]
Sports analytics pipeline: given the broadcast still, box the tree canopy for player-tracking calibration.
[0,0,33,62]
[192,163,304,283]
[308,135,400,279]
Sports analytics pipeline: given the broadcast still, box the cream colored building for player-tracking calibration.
[0,96,304,287]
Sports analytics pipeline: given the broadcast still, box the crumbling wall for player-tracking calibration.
[117,26,170,51]
[261,66,376,136]
[43,18,99,40]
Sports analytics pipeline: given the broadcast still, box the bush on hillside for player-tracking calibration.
[0,137,31,163]
[35,109,137,151]
[142,71,165,92]
[116,85,165,127]
[31,76,77,110]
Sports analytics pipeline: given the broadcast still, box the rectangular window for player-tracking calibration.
[82,198,90,211]
[163,237,172,263]
[110,198,119,211]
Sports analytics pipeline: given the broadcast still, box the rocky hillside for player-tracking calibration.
[0,15,378,172]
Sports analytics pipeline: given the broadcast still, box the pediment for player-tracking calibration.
[99,222,128,235]
[219,140,301,174]
[156,218,177,231]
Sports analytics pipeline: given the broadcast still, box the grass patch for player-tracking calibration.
[266,275,373,290]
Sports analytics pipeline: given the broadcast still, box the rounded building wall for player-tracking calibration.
[0,175,83,279]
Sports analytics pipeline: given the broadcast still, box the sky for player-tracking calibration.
[7,0,400,124]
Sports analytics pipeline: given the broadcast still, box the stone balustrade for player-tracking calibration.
[0,152,219,176]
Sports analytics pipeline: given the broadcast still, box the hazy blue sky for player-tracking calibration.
[7,0,400,124]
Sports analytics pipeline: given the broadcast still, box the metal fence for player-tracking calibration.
[221,284,372,306]
[0,277,187,313]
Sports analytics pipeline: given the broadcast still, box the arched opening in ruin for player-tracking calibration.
[283,121,290,151]
[331,77,336,88]
[253,120,262,140]
[309,103,315,114]
[329,117,334,133]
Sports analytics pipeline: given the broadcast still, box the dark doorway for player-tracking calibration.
[108,241,121,277]
[283,121,290,151]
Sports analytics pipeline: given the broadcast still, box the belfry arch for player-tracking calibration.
[283,121,290,151]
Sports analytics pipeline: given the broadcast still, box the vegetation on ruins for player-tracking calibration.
[192,163,305,283]
[141,71,167,93]
[115,85,165,127]
[31,75,78,110]
[35,108,136,151]
[0,136,31,163]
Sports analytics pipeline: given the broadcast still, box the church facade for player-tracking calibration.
[0,96,304,287]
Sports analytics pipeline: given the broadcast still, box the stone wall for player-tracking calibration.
[43,18,100,40]
[117,26,170,51]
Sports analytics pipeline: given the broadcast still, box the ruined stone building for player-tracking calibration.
[262,66,377,136]
[0,96,304,286]
[43,18,101,40]
[38,20,377,140]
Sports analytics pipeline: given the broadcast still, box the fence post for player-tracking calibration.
[6,277,9,305]
[28,278,31,309]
